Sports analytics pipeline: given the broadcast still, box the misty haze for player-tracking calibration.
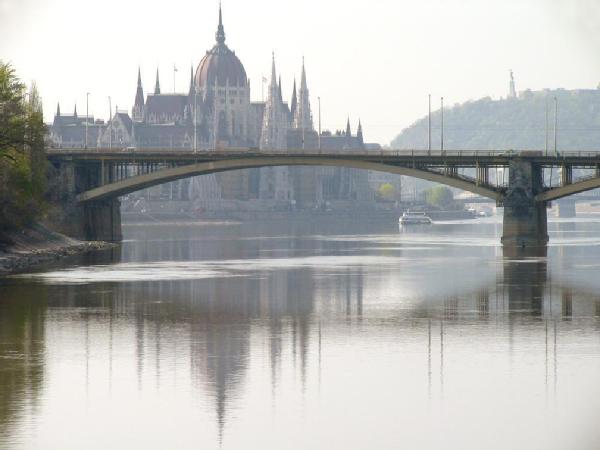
[2,1,600,449]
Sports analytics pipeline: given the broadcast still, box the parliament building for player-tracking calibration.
[49,7,380,212]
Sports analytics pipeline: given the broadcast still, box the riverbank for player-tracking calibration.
[0,225,115,275]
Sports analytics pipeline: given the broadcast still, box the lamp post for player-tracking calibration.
[194,88,198,152]
[428,94,431,155]
[545,97,549,157]
[173,64,178,93]
[108,96,112,150]
[85,92,90,149]
[440,96,444,152]
[554,96,558,156]
[318,96,321,152]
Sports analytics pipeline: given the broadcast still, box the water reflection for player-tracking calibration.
[0,285,46,443]
[1,222,600,449]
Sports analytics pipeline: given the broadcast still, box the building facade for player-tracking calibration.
[48,7,379,211]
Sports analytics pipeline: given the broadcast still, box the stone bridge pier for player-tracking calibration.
[51,160,122,242]
[501,159,548,250]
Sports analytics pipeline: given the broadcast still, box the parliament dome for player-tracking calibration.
[195,7,247,89]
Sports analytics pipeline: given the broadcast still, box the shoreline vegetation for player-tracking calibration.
[0,61,103,274]
[0,224,115,275]
[0,62,48,232]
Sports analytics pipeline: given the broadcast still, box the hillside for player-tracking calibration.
[391,89,600,151]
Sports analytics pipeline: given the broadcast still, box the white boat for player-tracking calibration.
[399,211,433,225]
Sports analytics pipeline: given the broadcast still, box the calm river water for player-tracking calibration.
[2,218,600,450]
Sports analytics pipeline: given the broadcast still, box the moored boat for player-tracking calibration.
[399,211,433,225]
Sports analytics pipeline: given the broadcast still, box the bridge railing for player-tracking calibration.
[46,146,600,157]
[44,147,528,157]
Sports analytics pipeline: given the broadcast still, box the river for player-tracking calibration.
[1,217,600,450]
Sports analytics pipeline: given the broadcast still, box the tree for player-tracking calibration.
[391,88,600,151]
[0,61,47,230]
[424,186,454,209]
[377,183,398,201]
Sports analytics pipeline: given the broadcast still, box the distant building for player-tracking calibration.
[48,6,378,209]
[49,103,105,148]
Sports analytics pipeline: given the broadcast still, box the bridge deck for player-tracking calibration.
[46,148,600,167]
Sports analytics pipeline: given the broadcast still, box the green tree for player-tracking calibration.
[424,186,454,208]
[377,183,398,201]
[0,62,47,230]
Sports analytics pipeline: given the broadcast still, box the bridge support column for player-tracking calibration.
[83,199,122,242]
[501,159,548,249]
[48,160,123,242]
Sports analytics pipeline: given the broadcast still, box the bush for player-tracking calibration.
[377,183,398,201]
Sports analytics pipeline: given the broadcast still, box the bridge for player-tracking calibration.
[46,147,600,248]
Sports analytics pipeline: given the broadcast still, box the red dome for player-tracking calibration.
[195,44,247,89]
[194,7,247,89]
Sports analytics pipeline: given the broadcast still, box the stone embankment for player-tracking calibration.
[0,225,115,275]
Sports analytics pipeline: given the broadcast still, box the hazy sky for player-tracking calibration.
[1,0,599,145]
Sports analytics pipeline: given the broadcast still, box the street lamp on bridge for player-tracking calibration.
[428,94,431,155]
[85,92,90,149]
[554,97,558,157]
[108,96,112,150]
[441,96,444,152]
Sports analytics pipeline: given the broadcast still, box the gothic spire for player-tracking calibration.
[260,52,288,150]
[357,119,364,144]
[133,67,145,121]
[300,57,308,92]
[290,78,297,118]
[216,2,226,45]
[74,103,77,117]
[154,68,161,95]
[294,57,313,130]
[135,68,144,103]
[56,102,60,116]
[278,75,282,102]
[346,117,352,137]
[270,52,277,90]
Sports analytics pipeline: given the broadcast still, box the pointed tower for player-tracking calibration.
[260,53,292,201]
[294,58,313,130]
[345,117,352,137]
[74,103,78,118]
[154,68,161,95]
[216,2,226,46]
[133,67,145,122]
[508,70,516,99]
[290,79,297,120]
[260,53,288,150]
[56,102,61,117]
[278,76,283,102]
[357,119,364,145]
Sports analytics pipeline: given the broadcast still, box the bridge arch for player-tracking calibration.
[76,156,503,203]
[536,177,600,202]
